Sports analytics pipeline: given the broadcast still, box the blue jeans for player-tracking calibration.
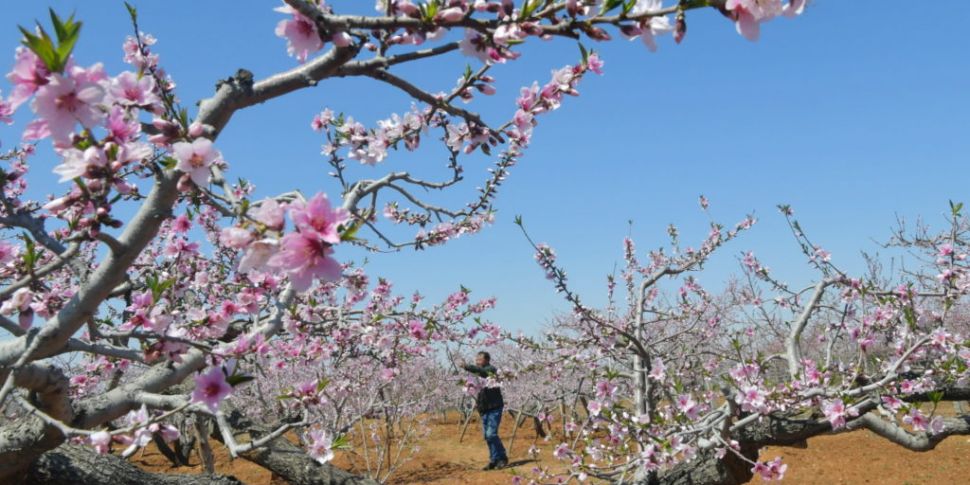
[481,407,507,463]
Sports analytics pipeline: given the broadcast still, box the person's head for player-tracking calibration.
[476,351,491,367]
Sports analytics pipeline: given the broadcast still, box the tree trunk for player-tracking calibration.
[651,443,759,485]
[0,413,66,482]
[216,406,379,485]
[0,363,75,482]
[24,444,243,485]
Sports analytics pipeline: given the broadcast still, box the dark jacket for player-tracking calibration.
[463,364,504,413]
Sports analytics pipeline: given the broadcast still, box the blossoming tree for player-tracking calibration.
[516,199,970,484]
[0,1,807,483]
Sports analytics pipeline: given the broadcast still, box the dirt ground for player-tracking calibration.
[135,411,970,484]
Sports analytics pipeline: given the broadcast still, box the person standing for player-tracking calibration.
[462,351,508,470]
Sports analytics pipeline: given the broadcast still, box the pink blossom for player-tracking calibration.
[0,242,17,265]
[6,47,49,109]
[331,32,353,47]
[289,193,349,244]
[275,4,324,62]
[253,198,286,230]
[813,246,832,262]
[384,0,420,16]
[752,457,787,481]
[1,288,34,329]
[725,0,783,42]
[822,399,857,430]
[89,431,112,454]
[0,92,12,124]
[172,138,221,187]
[736,385,767,413]
[408,320,428,340]
[783,0,807,17]
[938,243,954,257]
[586,53,605,75]
[899,379,916,394]
[595,380,618,400]
[311,108,333,131]
[648,357,667,381]
[459,29,491,64]
[630,0,673,52]
[380,367,398,381]
[108,71,159,107]
[52,146,106,182]
[171,214,192,233]
[103,106,141,143]
[123,36,153,70]
[239,239,280,274]
[881,395,903,412]
[191,367,232,412]
[270,232,342,291]
[158,424,180,442]
[307,429,335,464]
[493,23,525,46]
[435,7,466,23]
[31,70,106,144]
[553,443,571,460]
[220,227,254,249]
[677,394,700,420]
[903,407,928,431]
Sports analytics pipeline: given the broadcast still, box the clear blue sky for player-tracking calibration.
[2,2,968,334]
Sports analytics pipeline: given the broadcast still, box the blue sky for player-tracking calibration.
[2,2,968,334]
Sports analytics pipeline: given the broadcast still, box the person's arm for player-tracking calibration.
[462,364,496,378]
[462,364,486,377]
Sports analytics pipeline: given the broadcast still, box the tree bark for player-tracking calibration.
[215,405,379,485]
[654,443,759,485]
[24,444,242,485]
[0,363,74,482]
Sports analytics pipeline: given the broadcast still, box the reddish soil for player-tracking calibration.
[753,432,970,484]
[136,411,970,484]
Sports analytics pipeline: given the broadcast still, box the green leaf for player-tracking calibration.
[160,156,178,170]
[19,26,56,71]
[623,0,638,15]
[18,10,82,74]
[601,0,625,15]
[578,42,589,65]
[124,2,138,22]
[105,144,119,161]
[950,200,963,217]
[332,434,351,450]
[316,378,330,392]
[340,219,363,242]
[226,374,255,387]
[146,275,175,302]
[73,177,91,198]
[520,0,542,20]
[421,1,439,21]
[20,233,38,272]
[902,305,917,330]
[54,31,80,68]
[51,11,81,67]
